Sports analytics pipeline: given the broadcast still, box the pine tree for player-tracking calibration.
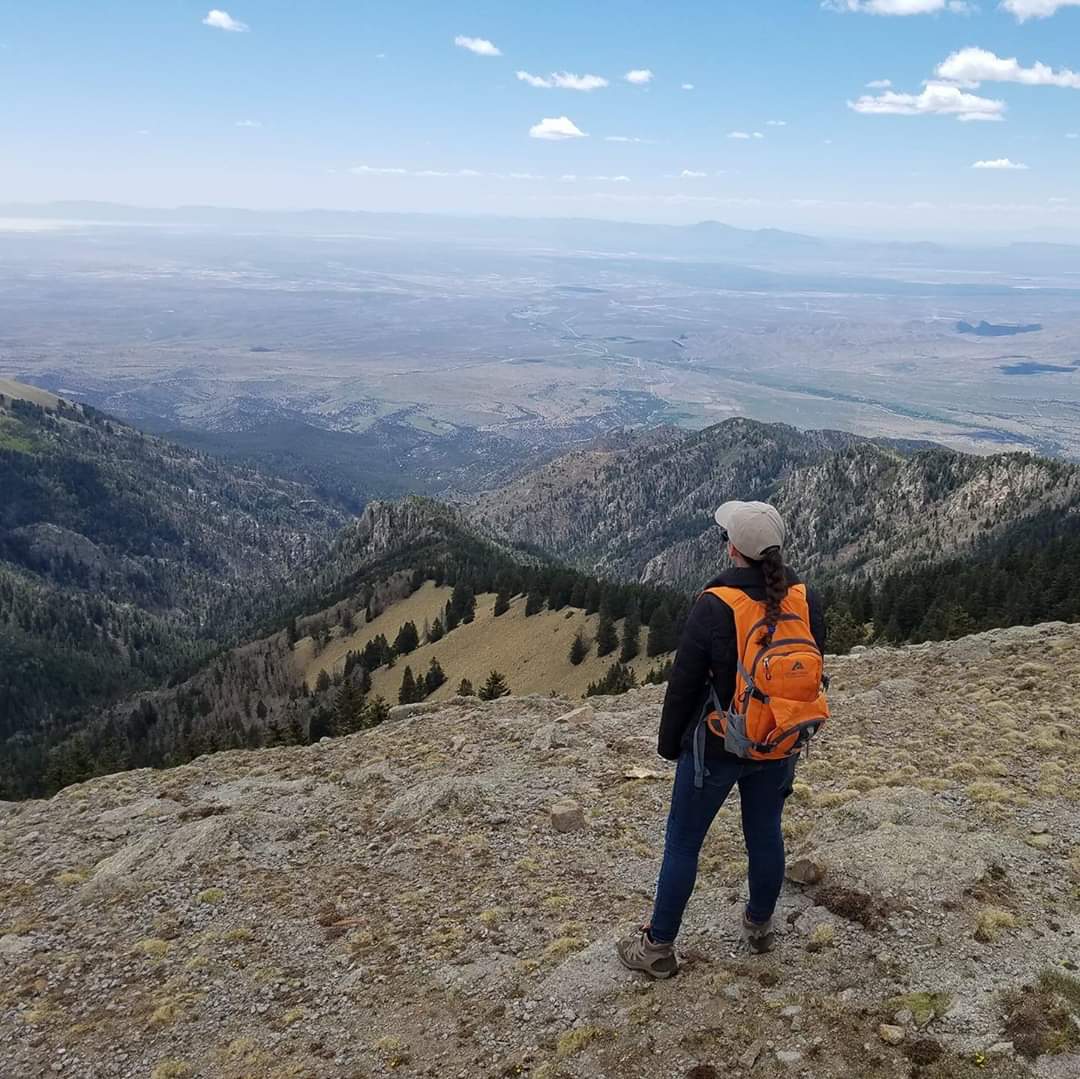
[424,657,447,695]
[394,621,420,655]
[569,629,589,666]
[457,677,475,696]
[646,603,677,657]
[335,682,361,734]
[524,588,545,617]
[365,696,391,728]
[444,599,461,632]
[309,706,335,741]
[398,666,420,705]
[586,662,638,697]
[493,589,511,617]
[620,605,641,663]
[584,581,603,615]
[478,670,510,701]
[595,610,618,657]
[315,669,331,693]
[428,616,445,643]
[824,607,863,655]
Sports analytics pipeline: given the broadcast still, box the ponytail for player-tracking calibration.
[756,546,788,645]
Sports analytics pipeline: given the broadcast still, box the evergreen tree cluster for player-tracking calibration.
[398,658,446,704]
[821,509,1080,652]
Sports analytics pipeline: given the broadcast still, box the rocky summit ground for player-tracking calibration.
[2,624,1080,1079]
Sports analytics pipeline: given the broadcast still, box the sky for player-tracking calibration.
[4,0,1080,239]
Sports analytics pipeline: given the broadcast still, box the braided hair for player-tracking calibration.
[756,545,789,645]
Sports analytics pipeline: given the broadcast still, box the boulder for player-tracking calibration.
[550,800,586,833]
[786,857,826,885]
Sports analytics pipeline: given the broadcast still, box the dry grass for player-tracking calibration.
[974,907,1018,943]
[556,1025,613,1058]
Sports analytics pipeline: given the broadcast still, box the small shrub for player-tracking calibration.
[807,923,835,952]
[888,991,952,1027]
[974,907,1017,943]
[197,887,225,905]
[556,1025,612,1058]
[150,1063,193,1079]
[543,937,586,962]
[136,938,170,959]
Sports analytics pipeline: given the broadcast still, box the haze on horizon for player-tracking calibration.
[4,1,1080,242]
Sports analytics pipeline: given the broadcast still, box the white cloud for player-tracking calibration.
[590,174,631,183]
[765,119,787,126]
[454,35,501,56]
[680,169,708,178]
[350,165,410,175]
[605,135,651,143]
[936,47,1080,89]
[866,78,893,88]
[624,68,653,85]
[728,131,765,139]
[529,115,588,140]
[352,165,544,180]
[559,174,577,182]
[849,81,1006,121]
[515,70,608,90]
[235,119,261,128]
[681,82,695,90]
[972,157,1029,169]
[1001,0,1080,20]
[825,0,972,13]
[1068,132,1080,138]
[203,9,248,32]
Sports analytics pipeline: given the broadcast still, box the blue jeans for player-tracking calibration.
[649,750,796,943]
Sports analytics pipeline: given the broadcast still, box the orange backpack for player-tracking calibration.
[700,584,829,763]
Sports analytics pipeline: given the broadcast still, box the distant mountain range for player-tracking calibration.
[7,200,1080,268]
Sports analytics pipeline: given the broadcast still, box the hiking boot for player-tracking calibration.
[616,925,679,979]
[741,912,775,954]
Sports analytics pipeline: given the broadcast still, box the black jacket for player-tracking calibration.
[657,566,826,761]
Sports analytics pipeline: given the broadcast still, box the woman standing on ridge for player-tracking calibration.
[617,500,828,979]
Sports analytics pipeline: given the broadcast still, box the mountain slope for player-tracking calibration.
[9,496,683,799]
[2,620,1077,1078]
[0,383,346,754]
[469,417,1080,589]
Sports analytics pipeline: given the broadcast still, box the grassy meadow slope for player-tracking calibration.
[297,581,670,702]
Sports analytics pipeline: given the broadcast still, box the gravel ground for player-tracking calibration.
[1,621,1078,1079]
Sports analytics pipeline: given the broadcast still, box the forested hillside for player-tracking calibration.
[0,384,345,776]
[5,387,1080,802]
[470,417,1080,589]
[12,498,685,799]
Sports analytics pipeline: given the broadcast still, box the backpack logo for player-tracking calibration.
[791,660,805,671]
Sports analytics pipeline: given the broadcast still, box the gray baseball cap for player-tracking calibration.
[714,500,786,560]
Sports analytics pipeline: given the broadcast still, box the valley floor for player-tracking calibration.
[1,622,1079,1078]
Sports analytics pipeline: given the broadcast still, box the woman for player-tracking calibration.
[617,500,826,979]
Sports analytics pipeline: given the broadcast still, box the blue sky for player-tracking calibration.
[4,0,1080,238]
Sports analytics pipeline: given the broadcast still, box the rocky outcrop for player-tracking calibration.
[1,622,1078,1078]
[469,416,1080,588]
